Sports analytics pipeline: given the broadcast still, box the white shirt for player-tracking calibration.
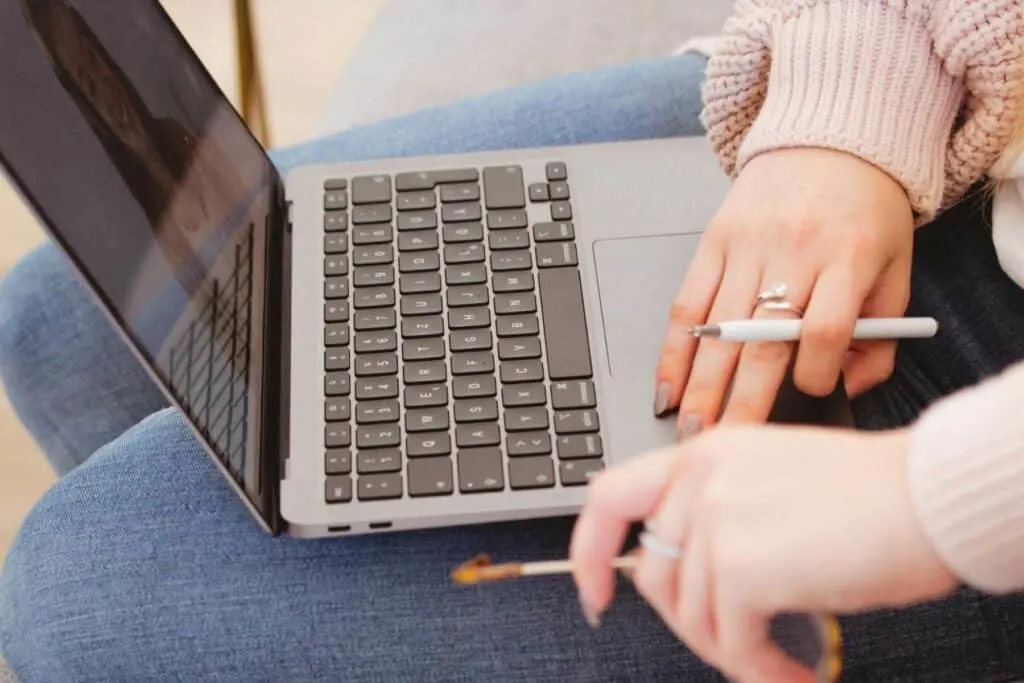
[992,149,1024,289]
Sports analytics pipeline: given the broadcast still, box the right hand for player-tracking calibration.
[653,148,916,433]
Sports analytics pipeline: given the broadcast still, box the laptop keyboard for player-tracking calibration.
[321,162,604,504]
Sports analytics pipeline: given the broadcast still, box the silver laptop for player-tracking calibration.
[0,0,764,537]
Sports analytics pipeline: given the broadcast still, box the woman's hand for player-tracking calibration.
[570,426,958,682]
[654,148,915,434]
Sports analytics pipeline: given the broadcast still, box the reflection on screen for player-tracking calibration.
[0,0,280,523]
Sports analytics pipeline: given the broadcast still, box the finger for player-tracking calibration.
[654,238,726,416]
[717,601,817,683]
[719,274,815,424]
[843,257,910,396]
[570,447,681,617]
[793,265,875,397]
[843,343,897,397]
[675,530,722,670]
[677,254,763,432]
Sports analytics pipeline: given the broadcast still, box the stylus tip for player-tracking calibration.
[688,324,720,338]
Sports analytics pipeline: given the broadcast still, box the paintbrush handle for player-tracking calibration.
[520,556,638,576]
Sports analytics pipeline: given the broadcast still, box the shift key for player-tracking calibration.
[538,268,593,380]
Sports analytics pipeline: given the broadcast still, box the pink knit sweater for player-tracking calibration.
[700,0,1024,594]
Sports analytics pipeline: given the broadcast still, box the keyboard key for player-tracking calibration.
[354,309,397,331]
[554,409,600,434]
[324,233,347,254]
[325,475,353,503]
[483,166,526,209]
[492,272,534,293]
[401,316,444,338]
[551,380,597,409]
[402,338,445,361]
[356,425,401,449]
[324,323,349,347]
[408,458,454,497]
[486,210,528,230]
[496,314,539,337]
[458,447,505,493]
[353,266,395,288]
[325,302,349,323]
[352,224,393,245]
[456,423,501,448]
[352,205,393,225]
[324,277,349,299]
[539,268,592,380]
[455,398,499,423]
[533,222,575,242]
[324,211,348,232]
[446,285,489,307]
[400,294,443,316]
[325,448,352,474]
[529,183,550,202]
[399,252,441,273]
[444,243,485,264]
[551,201,572,221]
[404,384,448,408]
[560,460,603,486]
[448,307,490,329]
[498,337,542,360]
[358,473,403,500]
[399,273,441,294]
[445,264,487,285]
[509,457,556,490]
[324,189,348,210]
[545,162,567,181]
[504,407,548,432]
[325,348,351,371]
[501,360,544,383]
[440,184,480,203]
[442,203,482,223]
[324,255,349,277]
[406,407,450,433]
[325,423,352,448]
[557,434,603,460]
[489,230,530,250]
[324,178,347,190]
[450,330,492,352]
[351,175,392,204]
[356,400,400,424]
[325,397,351,422]
[355,353,398,377]
[494,293,537,315]
[398,231,439,252]
[451,352,494,376]
[407,432,451,457]
[356,377,399,400]
[507,432,552,457]
[355,331,396,354]
[404,361,447,384]
[357,449,402,474]
[397,191,436,211]
[501,383,546,407]
[353,245,394,266]
[396,168,479,191]
[453,375,497,399]
[325,372,351,396]
[491,250,532,272]
[354,287,396,309]
[397,211,437,231]
[537,242,578,268]
[443,223,484,243]
[549,181,570,200]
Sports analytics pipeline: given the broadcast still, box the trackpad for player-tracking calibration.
[594,234,701,378]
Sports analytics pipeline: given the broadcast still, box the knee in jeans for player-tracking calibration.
[0,243,68,377]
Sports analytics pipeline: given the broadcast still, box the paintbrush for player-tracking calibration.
[450,553,637,584]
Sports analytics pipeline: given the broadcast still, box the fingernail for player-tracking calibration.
[676,414,703,442]
[579,595,602,628]
[653,383,672,417]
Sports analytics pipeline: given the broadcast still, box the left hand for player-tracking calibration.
[570,426,959,682]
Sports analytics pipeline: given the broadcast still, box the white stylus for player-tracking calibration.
[689,317,938,342]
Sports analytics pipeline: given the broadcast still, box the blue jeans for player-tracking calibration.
[3,54,1024,682]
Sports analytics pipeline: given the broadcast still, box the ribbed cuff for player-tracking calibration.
[908,362,1024,595]
[736,1,964,220]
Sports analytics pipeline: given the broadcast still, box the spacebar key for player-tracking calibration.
[538,267,593,380]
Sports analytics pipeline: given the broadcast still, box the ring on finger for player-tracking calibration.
[754,282,805,318]
[639,521,683,560]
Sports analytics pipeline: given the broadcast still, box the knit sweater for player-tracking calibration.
[699,0,1024,595]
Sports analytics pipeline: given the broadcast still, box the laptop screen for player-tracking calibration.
[0,0,281,526]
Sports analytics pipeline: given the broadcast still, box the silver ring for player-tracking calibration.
[639,525,682,560]
[755,282,805,318]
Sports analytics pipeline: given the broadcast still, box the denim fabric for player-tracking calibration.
[2,54,1024,682]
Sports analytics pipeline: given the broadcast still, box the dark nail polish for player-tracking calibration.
[579,595,602,628]
[676,414,703,442]
[653,383,672,417]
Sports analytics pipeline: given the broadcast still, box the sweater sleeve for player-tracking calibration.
[700,0,1024,222]
[908,361,1024,594]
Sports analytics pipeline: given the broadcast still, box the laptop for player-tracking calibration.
[0,0,850,538]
